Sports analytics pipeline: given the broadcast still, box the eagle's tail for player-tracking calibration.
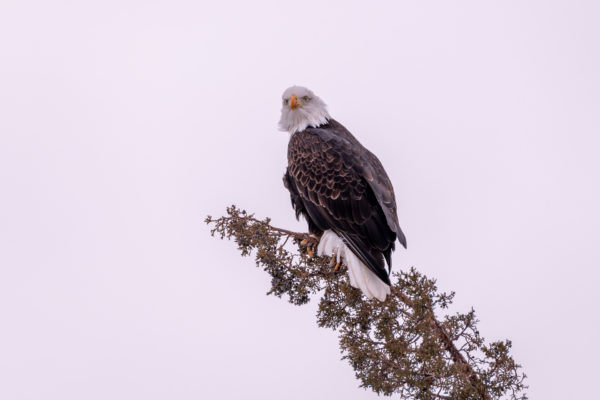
[317,230,391,301]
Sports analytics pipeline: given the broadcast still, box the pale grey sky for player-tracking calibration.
[1,1,599,399]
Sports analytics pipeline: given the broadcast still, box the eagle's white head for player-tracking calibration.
[279,85,330,134]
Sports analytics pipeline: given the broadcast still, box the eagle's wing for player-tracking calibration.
[286,127,401,284]
[360,149,407,248]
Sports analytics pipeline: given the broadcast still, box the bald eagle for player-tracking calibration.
[280,86,406,301]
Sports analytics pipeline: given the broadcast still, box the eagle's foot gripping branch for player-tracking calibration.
[300,234,320,258]
[329,254,342,272]
[300,238,315,258]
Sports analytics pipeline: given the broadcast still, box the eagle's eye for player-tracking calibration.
[283,99,289,105]
[302,96,310,102]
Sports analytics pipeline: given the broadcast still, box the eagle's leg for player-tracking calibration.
[333,259,342,272]
[329,254,342,272]
[300,234,320,258]
[329,254,337,266]
[300,238,315,258]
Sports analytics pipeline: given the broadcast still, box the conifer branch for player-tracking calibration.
[206,205,527,400]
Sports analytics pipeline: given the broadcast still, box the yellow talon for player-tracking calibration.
[307,246,315,258]
[333,260,342,272]
[329,254,337,267]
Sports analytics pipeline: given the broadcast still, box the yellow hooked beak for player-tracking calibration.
[290,95,299,110]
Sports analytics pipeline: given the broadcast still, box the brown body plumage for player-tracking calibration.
[283,118,406,285]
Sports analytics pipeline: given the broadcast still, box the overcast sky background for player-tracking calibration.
[1,1,599,399]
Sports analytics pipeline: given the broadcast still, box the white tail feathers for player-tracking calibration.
[317,230,391,301]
